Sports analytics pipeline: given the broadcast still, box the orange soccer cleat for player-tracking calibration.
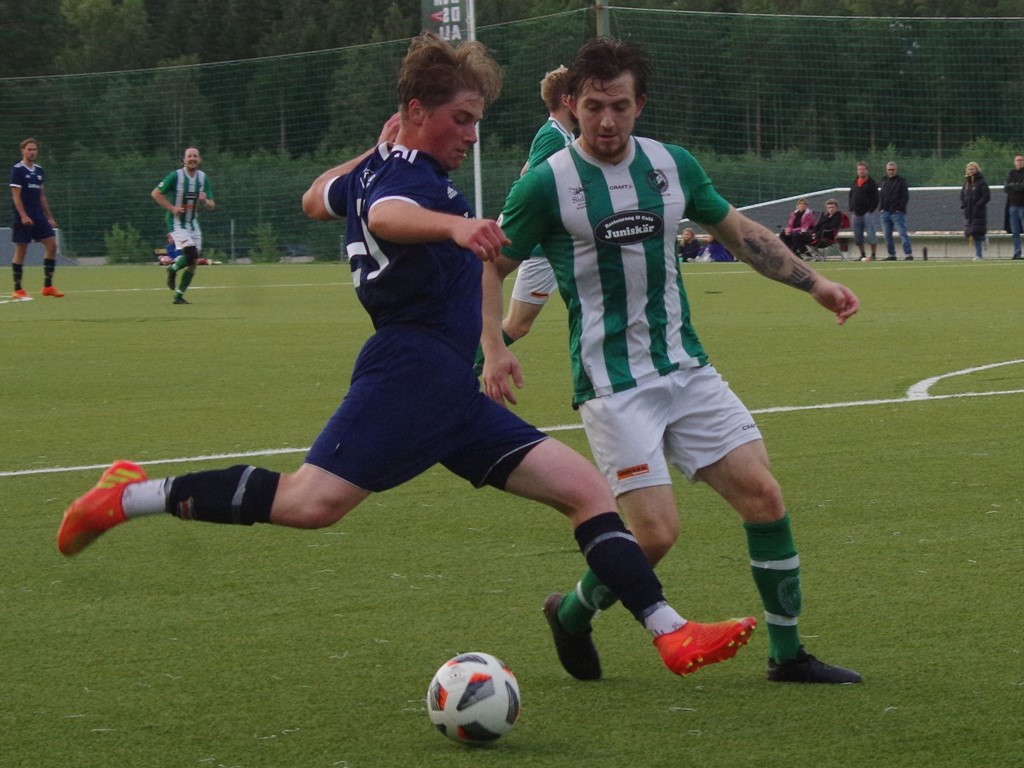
[654,616,757,676]
[11,288,32,301]
[57,460,147,556]
[41,285,64,297]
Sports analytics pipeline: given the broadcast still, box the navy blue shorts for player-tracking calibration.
[306,328,547,492]
[11,218,55,244]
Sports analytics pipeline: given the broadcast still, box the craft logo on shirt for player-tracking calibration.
[594,210,664,245]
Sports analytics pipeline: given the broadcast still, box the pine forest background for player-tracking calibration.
[2,1,1023,262]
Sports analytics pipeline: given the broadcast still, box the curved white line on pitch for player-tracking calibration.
[3,361,1024,478]
[905,359,1024,400]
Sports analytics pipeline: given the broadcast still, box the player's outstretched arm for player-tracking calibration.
[707,207,859,325]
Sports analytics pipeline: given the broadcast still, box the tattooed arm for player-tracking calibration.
[706,207,860,325]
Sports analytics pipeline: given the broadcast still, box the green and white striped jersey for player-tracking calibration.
[156,168,213,233]
[526,117,574,171]
[500,136,730,405]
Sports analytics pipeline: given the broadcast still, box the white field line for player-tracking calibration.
[2,360,1022,480]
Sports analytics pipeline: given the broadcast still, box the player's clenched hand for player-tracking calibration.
[811,278,860,325]
[452,218,510,262]
[481,346,523,408]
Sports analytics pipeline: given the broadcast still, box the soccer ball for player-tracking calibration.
[426,652,521,744]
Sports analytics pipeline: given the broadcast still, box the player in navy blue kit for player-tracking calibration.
[9,138,62,299]
[58,34,749,678]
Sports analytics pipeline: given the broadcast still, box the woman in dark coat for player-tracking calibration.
[961,161,991,260]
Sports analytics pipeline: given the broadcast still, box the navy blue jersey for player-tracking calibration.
[307,143,548,492]
[327,144,483,362]
[10,161,46,217]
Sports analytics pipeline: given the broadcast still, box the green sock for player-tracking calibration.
[172,253,187,271]
[556,568,620,635]
[745,514,802,663]
[178,269,194,294]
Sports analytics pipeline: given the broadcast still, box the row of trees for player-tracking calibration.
[3,6,1022,261]
[3,0,1021,78]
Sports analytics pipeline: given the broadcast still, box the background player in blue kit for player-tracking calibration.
[9,138,63,300]
[58,33,753,679]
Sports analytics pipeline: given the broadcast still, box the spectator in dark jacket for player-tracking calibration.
[879,162,913,261]
[1003,154,1024,260]
[961,161,991,260]
[848,161,879,261]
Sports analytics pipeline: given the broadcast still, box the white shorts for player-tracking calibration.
[170,227,202,253]
[510,255,557,305]
[579,365,762,495]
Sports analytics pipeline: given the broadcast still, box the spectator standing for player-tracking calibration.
[1003,154,1024,260]
[961,161,991,261]
[152,147,215,305]
[779,198,814,256]
[849,161,879,261]
[678,227,700,262]
[9,138,63,300]
[879,161,913,261]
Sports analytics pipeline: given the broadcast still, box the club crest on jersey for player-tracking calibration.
[646,168,670,193]
[594,210,664,245]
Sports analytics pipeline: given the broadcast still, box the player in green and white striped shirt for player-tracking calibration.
[473,65,575,376]
[483,38,862,684]
[151,147,215,304]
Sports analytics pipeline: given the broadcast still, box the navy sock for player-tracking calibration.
[167,465,279,525]
[573,512,665,624]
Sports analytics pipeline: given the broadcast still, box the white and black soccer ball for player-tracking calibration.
[426,652,521,744]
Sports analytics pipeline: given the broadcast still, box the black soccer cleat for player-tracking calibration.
[172,294,190,305]
[166,266,176,290]
[542,592,602,681]
[767,647,862,684]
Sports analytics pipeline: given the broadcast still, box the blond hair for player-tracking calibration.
[539,66,570,113]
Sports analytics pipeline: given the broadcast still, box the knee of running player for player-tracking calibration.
[183,245,199,269]
[631,513,680,566]
[731,473,786,525]
[268,466,367,529]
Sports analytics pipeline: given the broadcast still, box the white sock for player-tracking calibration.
[121,478,173,518]
[643,603,688,637]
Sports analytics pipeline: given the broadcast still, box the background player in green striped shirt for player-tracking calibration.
[483,37,862,684]
[474,65,575,375]
[151,147,215,304]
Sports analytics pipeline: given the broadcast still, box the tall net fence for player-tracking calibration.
[2,8,1022,261]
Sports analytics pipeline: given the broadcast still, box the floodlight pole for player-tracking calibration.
[468,0,483,218]
[595,0,609,37]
